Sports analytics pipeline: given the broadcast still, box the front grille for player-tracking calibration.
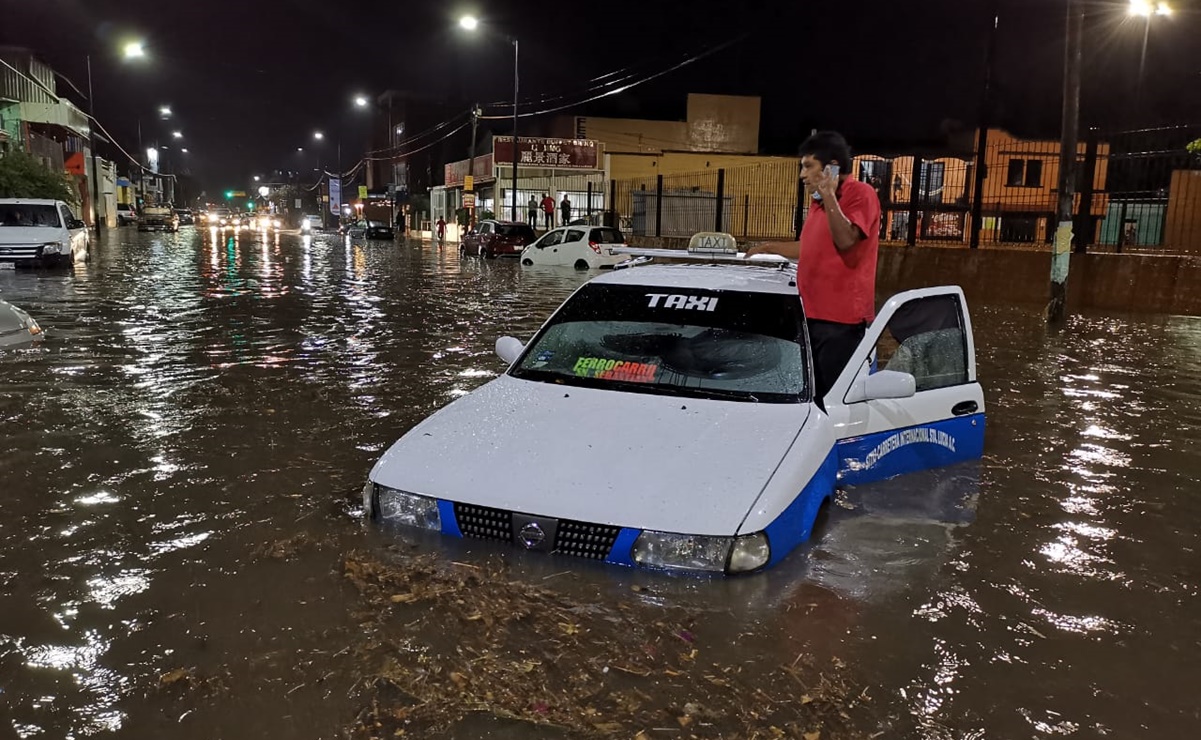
[454,502,510,541]
[452,503,621,560]
[554,520,621,560]
[0,245,41,260]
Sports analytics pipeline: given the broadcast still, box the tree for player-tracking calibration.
[0,151,78,203]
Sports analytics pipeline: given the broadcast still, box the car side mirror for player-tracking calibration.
[496,336,524,365]
[69,219,86,229]
[843,369,916,404]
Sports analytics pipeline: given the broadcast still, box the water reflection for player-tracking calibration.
[1,232,1200,738]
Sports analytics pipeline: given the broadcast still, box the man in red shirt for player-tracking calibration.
[747,131,880,401]
[540,193,555,229]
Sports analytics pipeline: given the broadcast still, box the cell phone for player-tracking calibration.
[811,163,840,200]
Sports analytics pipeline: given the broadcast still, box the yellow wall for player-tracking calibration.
[571,93,761,156]
[610,152,796,181]
[685,94,760,154]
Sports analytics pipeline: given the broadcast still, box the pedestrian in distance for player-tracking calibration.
[540,193,555,230]
[527,196,539,227]
[745,130,881,402]
[560,195,572,226]
[436,216,447,245]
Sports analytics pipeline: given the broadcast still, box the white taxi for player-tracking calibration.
[364,233,985,574]
[520,225,628,270]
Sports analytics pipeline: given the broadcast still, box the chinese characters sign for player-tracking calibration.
[444,153,494,187]
[493,137,600,170]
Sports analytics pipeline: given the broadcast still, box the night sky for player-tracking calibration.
[5,0,1199,194]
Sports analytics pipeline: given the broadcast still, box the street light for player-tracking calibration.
[1128,0,1173,105]
[122,41,146,59]
[459,15,519,221]
[180,148,188,153]
[353,95,369,107]
[172,130,183,139]
[85,39,148,234]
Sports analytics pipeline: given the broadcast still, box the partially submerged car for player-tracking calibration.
[521,225,628,270]
[0,298,43,348]
[364,233,985,574]
[461,220,537,258]
[138,205,180,232]
[0,199,90,268]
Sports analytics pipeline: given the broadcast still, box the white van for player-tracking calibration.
[0,199,91,268]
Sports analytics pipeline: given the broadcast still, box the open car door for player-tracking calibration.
[822,286,985,486]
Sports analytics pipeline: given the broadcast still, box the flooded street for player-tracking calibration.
[1,227,1199,738]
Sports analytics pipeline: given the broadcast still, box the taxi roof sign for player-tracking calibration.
[687,232,738,254]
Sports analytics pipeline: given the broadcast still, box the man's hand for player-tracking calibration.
[815,167,840,202]
[744,242,769,257]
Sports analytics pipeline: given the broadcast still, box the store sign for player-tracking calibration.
[445,154,494,187]
[493,137,600,170]
[462,193,476,208]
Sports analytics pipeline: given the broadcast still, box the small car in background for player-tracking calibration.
[138,206,180,232]
[341,220,395,240]
[521,225,628,269]
[0,198,90,267]
[174,209,194,226]
[461,220,537,258]
[300,214,324,232]
[116,203,137,225]
[0,298,43,348]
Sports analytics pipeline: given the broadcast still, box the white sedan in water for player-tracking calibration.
[520,225,628,269]
[365,233,986,574]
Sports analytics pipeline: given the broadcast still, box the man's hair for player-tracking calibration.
[799,131,852,170]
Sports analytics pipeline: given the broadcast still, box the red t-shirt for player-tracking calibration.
[798,179,881,324]
[541,197,555,213]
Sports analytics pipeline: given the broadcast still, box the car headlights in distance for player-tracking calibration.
[632,531,770,574]
[370,483,441,531]
[40,241,64,255]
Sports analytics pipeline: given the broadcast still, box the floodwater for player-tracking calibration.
[0,227,1198,738]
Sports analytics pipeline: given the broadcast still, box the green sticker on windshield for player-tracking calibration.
[573,357,658,383]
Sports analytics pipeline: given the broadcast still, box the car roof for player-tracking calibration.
[0,198,64,206]
[590,262,797,295]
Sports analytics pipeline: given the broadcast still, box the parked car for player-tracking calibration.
[340,220,395,240]
[363,232,986,574]
[0,199,90,268]
[116,203,137,225]
[300,214,324,232]
[521,225,628,269]
[174,209,194,225]
[461,220,537,258]
[138,205,180,232]
[0,298,44,349]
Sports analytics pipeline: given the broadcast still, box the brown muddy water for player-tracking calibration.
[0,228,1198,738]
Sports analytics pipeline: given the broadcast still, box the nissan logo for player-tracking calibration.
[517,522,545,549]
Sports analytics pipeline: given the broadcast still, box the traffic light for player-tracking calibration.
[224,190,234,200]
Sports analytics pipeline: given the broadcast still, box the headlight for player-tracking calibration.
[301,221,311,231]
[273,219,281,228]
[631,531,770,573]
[371,483,441,531]
[40,241,64,255]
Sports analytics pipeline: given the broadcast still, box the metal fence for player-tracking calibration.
[607,126,1201,252]
[611,160,800,240]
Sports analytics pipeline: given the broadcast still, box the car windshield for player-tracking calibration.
[367,221,387,228]
[0,204,59,228]
[511,282,808,403]
[497,224,535,239]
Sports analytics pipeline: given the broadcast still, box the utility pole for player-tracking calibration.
[85,56,103,241]
[511,38,520,222]
[1049,0,1084,324]
[970,4,999,250]
[467,104,480,227]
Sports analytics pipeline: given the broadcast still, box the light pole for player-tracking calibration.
[1128,0,1172,108]
[460,15,520,222]
[84,40,146,236]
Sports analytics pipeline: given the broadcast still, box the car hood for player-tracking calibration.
[0,226,62,244]
[370,374,810,536]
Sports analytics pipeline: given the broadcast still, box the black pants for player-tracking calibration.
[528,211,537,226]
[807,318,867,403]
[543,212,553,229]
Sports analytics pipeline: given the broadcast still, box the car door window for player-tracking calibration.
[59,205,74,227]
[539,231,564,248]
[564,229,585,244]
[590,228,625,244]
[479,223,493,235]
[874,295,968,391]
